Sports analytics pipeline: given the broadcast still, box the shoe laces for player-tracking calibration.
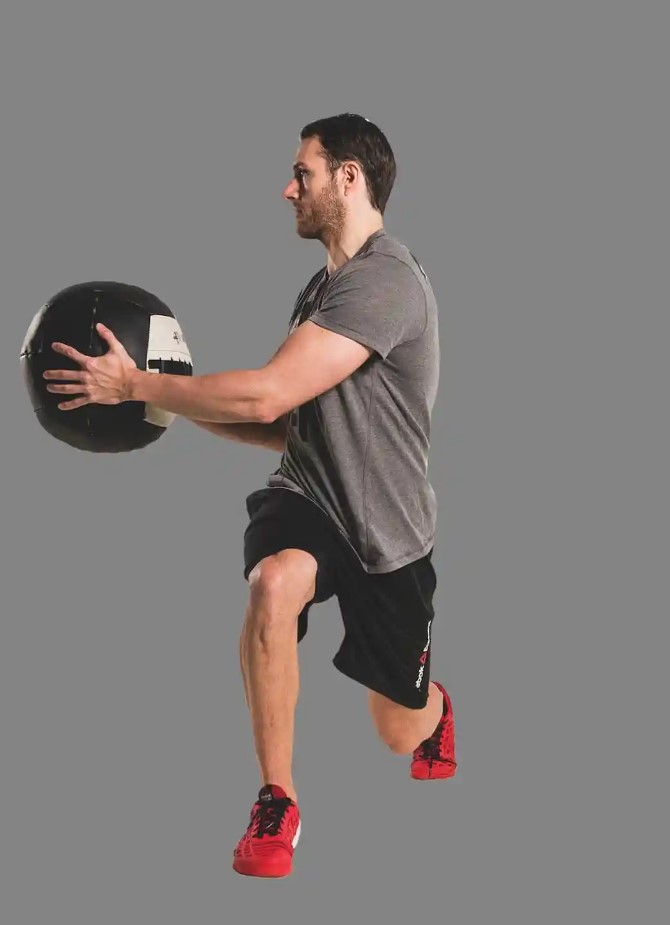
[251,797,292,839]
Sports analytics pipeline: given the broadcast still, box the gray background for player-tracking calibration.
[1,1,668,922]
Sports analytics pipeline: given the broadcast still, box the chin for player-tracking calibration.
[296,226,319,239]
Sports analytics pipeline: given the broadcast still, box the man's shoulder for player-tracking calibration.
[370,233,429,279]
[342,234,429,298]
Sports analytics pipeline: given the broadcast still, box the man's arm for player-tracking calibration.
[127,321,373,424]
[187,337,289,449]
[187,414,288,452]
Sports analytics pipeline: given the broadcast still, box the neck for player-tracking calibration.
[324,215,384,275]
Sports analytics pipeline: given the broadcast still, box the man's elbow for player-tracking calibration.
[256,400,283,425]
[254,371,290,424]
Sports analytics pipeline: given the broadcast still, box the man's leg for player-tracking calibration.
[239,548,317,803]
[368,683,445,755]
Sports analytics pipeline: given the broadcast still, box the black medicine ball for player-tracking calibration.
[20,281,194,453]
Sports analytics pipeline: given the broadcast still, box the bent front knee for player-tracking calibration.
[378,730,418,756]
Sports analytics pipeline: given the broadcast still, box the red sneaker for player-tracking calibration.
[232,784,301,878]
[410,682,457,780]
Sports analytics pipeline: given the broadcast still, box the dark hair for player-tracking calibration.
[300,113,396,215]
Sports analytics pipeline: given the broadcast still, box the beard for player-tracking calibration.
[294,178,345,243]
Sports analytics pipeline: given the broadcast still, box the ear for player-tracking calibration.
[342,161,360,194]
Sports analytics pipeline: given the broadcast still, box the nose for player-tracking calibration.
[283,178,299,201]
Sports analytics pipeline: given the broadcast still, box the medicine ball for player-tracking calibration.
[20,281,194,453]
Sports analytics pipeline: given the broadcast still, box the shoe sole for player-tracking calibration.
[411,763,457,780]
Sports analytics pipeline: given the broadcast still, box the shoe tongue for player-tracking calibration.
[258,784,288,802]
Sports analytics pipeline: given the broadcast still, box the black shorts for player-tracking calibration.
[243,486,437,710]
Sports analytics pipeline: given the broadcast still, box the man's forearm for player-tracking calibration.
[188,416,288,452]
[128,367,275,423]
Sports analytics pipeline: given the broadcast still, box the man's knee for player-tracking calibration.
[377,726,418,755]
[246,549,317,637]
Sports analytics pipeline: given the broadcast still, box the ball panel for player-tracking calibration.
[34,407,165,453]
[49,281,175,321]
[93,300,152,370]
[145,314,192,366]
[21,341,89,422]
[87,400,148,445]
[91,281,175,320]
[21,295,105,364]
[144,314,193,426]
[20,302,48,357]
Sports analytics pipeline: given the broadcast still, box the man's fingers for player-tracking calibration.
[57,396,89,411]
[43,369,86,381]
[46,382,87,394]
[96,322,123,351]
[51,342,90,366]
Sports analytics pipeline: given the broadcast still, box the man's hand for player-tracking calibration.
[43,323,137,411]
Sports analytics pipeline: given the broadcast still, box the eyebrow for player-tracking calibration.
[293,162,309,170]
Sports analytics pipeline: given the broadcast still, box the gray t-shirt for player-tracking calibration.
[266,229,439,574]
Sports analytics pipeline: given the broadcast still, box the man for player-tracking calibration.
[43,113,456,879]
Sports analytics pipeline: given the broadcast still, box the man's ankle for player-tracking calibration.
[416,682,444,745]
[261,779,298,803]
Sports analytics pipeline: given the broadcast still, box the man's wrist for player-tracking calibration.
[126,367,148,402]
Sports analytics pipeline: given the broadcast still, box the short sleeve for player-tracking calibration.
[309,254,426,360]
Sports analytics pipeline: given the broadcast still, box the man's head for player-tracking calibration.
[283,113,396,243]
